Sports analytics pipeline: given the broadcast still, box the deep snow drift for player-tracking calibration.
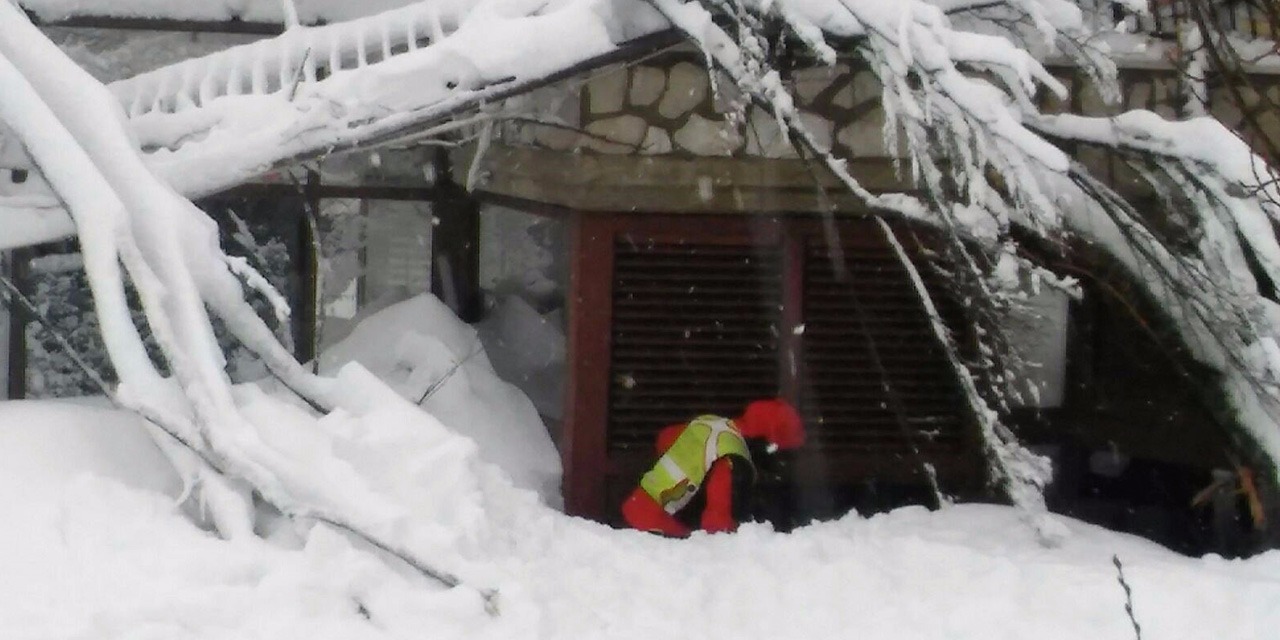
[1,295,1278,639]
[317,293,562,506]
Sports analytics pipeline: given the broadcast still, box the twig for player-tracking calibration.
[417,341,483,405]
[286,47,313,102]
[0,271,219,466]
[792,209,946,507]
[315,515,499,615]
[287,171,325,375]
[1112,554,1143,640]
[0,271,112,394]
[224,208,297,354]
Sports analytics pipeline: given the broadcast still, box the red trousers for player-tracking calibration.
[621,458,737,536]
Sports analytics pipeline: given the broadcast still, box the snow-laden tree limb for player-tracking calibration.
[1039,129,1280,472]
[877,218,1063,543]
[0,3,501,608]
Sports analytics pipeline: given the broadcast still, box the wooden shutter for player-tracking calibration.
[798,229,972,480]
[608,237,782,452]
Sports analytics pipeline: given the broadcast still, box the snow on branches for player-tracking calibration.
[0,1,501,608]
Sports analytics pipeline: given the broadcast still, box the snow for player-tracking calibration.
[476,294,566,422]
[1,394,1279,639]
[317,294,562,506]
[2,277,1279,639]
[0,399,181,508]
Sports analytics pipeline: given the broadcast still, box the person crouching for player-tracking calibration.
[620,398,805,536]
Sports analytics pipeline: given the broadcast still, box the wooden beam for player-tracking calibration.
[469,144,915,215]
[429,152,482,323]
[36,15,287,35]
[562,213,615,519]
[780,227,805,403]
[295,171,321,363]
[225,181,448,202]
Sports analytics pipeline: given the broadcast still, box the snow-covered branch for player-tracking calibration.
[0,3,503,607]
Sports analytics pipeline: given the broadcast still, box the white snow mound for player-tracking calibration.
[0,398,180,513]
[318,293,562,507]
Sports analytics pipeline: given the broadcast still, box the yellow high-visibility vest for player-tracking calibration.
[639,415,754,514]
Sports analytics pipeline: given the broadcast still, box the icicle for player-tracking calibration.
[199,57,220,106]
[406,19,419,51]
[279,0,301,30]
[356,26,369,68]
[177,64,198,112]
[380,20,393,61]
[277,45,292,95]
[329,28,342,72]
[225,49,242,96]
[466,119,494,192]
[250,46,267,94]
[428,3,446,42]
[127,91,144,118]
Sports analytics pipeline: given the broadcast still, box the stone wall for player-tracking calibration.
[503,52,899,161]
[504,53,1280,161]
[483,53,1280,212]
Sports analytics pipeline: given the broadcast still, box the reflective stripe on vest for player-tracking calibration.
[639,416,754,514]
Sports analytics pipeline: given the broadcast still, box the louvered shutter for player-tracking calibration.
[798,230,972,477]
[590,218,978,516]
[608,238,783,452]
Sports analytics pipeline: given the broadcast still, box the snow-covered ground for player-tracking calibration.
[1,295,1278,639]
[2,401,1279,640]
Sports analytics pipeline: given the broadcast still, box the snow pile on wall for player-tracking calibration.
[0,399,180,511]
[318,293,562,507]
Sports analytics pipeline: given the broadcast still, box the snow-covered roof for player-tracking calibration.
[20,0,423,24]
